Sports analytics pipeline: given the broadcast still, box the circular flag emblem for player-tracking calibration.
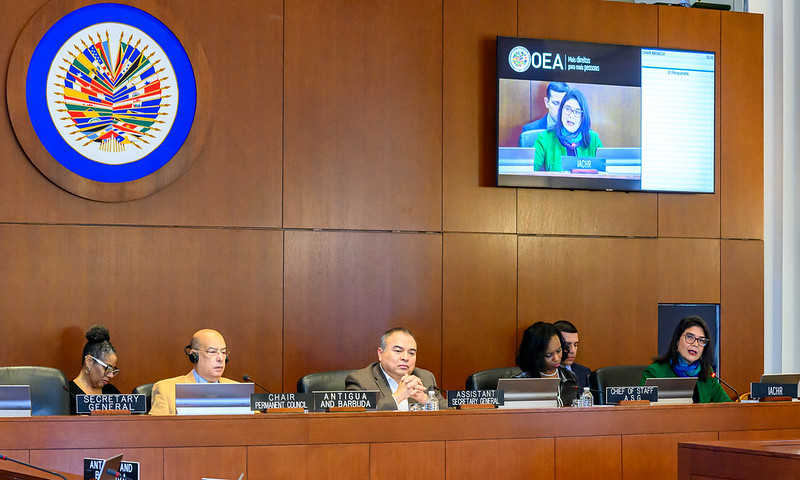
[7,2,210,201]
[508,46,531,73]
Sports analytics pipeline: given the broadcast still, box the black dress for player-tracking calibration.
[67,380,121,415]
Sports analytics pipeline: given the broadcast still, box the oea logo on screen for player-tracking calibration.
[508,46,564,73]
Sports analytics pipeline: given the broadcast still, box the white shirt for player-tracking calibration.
[380,364,409,411]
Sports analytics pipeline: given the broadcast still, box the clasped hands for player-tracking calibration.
[392,373,429,404]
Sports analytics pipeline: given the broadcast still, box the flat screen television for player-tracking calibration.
[497,36,715,193]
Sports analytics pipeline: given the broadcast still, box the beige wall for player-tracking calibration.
[0,0,763,395]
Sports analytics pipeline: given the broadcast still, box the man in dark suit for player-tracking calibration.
[554,320,591,391]
[346,327,446,410]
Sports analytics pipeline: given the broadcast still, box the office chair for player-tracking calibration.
[0,366,70,415]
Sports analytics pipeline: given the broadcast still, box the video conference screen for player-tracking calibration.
[497,36,716,193]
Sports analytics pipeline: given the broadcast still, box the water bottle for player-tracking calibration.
[580,387,594,407]
[425,387,439,411]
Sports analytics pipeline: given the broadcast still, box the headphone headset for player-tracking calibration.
[185,345,229,364]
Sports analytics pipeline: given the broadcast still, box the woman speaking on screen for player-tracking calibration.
[640,315,732,403]
[533,88,603,172]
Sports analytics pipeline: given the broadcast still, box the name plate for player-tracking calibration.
[446,390,504,408]
[84,458,139,480]
[751,383,798,399]
[312,391,378,411]
[605,386,658,405]
[251,393,313,411]
[76,394,147,414]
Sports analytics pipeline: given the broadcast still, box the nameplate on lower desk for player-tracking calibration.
[446,390,504,408]
[751,383,798,399]
[312,391,378,411]
[251,393,312,411]
[76,394,146,414]
[605,386,658,405]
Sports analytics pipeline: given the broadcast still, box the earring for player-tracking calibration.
[84,368,90,374]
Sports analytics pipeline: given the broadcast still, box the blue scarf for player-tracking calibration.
[558,127,582,156]
[672,356,701,377]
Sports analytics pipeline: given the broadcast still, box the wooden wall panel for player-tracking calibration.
[0,0,284,228]
[556,436,621,479]
[371,442,445,480]
[30,448,163,479]
[519,0,658,46]
[0,225,284,394]
[283,0,443,231]
[442,233,517,389]
[283,231,443,391]
[445,438,554,480]
[720,12,764,240]
[518,237,658,370]
[720,240,764,395]
[248,444,369,478]
[657,7,721,239]
[518,190,657,237]
[0,0,764,406]
[442,0,517,233]
[163,447,246,480]
[622,432,717,480]
[655,238,721,304]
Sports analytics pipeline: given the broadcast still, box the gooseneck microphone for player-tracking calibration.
[242,374,271,393]
[0,453,68,480]
[711,372,740,401]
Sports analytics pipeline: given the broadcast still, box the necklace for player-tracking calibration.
[539,370,558,377]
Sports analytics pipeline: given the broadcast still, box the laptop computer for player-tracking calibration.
[98,454,123,480]
[175,383,255,415]
[0,385,31,417]
[644,377,697,404]
[496,377,560,409]
[759,373,800,386]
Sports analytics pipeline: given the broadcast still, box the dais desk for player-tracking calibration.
[0,402,798,480]
[678,439,800,480]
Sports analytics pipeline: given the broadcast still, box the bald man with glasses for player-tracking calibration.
[149,329,238,415]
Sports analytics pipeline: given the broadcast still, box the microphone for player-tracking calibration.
[711,372,740,401]
[0,453,68,480]
[242,374,271,393]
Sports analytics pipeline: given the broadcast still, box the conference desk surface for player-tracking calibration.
[1,402,799,480]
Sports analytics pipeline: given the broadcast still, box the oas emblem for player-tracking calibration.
[8,2,210,201]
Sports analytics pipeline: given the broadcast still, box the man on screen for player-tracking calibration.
[346,327,447,410]
[521,81,570,135]
[149,328,238,415]
[553,320,591,390]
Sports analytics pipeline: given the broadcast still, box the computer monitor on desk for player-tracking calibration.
[496,377,560,409]
[175,383,254,415]
[645,377,697,404]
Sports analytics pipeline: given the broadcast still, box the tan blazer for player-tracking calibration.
[149,371,238,415]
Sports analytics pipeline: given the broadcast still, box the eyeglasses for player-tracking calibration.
[683,332,709,347]
[198,347,231,358]
[563,105,583,118]
[89,355,120,377]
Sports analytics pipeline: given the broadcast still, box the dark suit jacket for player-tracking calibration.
[569,363,591,391]
[345,362,447,410]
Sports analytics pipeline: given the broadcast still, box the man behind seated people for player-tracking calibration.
[149,329,238,415]
[346,327,447,410]
[521,81,570,134]
[553,320,591,390]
